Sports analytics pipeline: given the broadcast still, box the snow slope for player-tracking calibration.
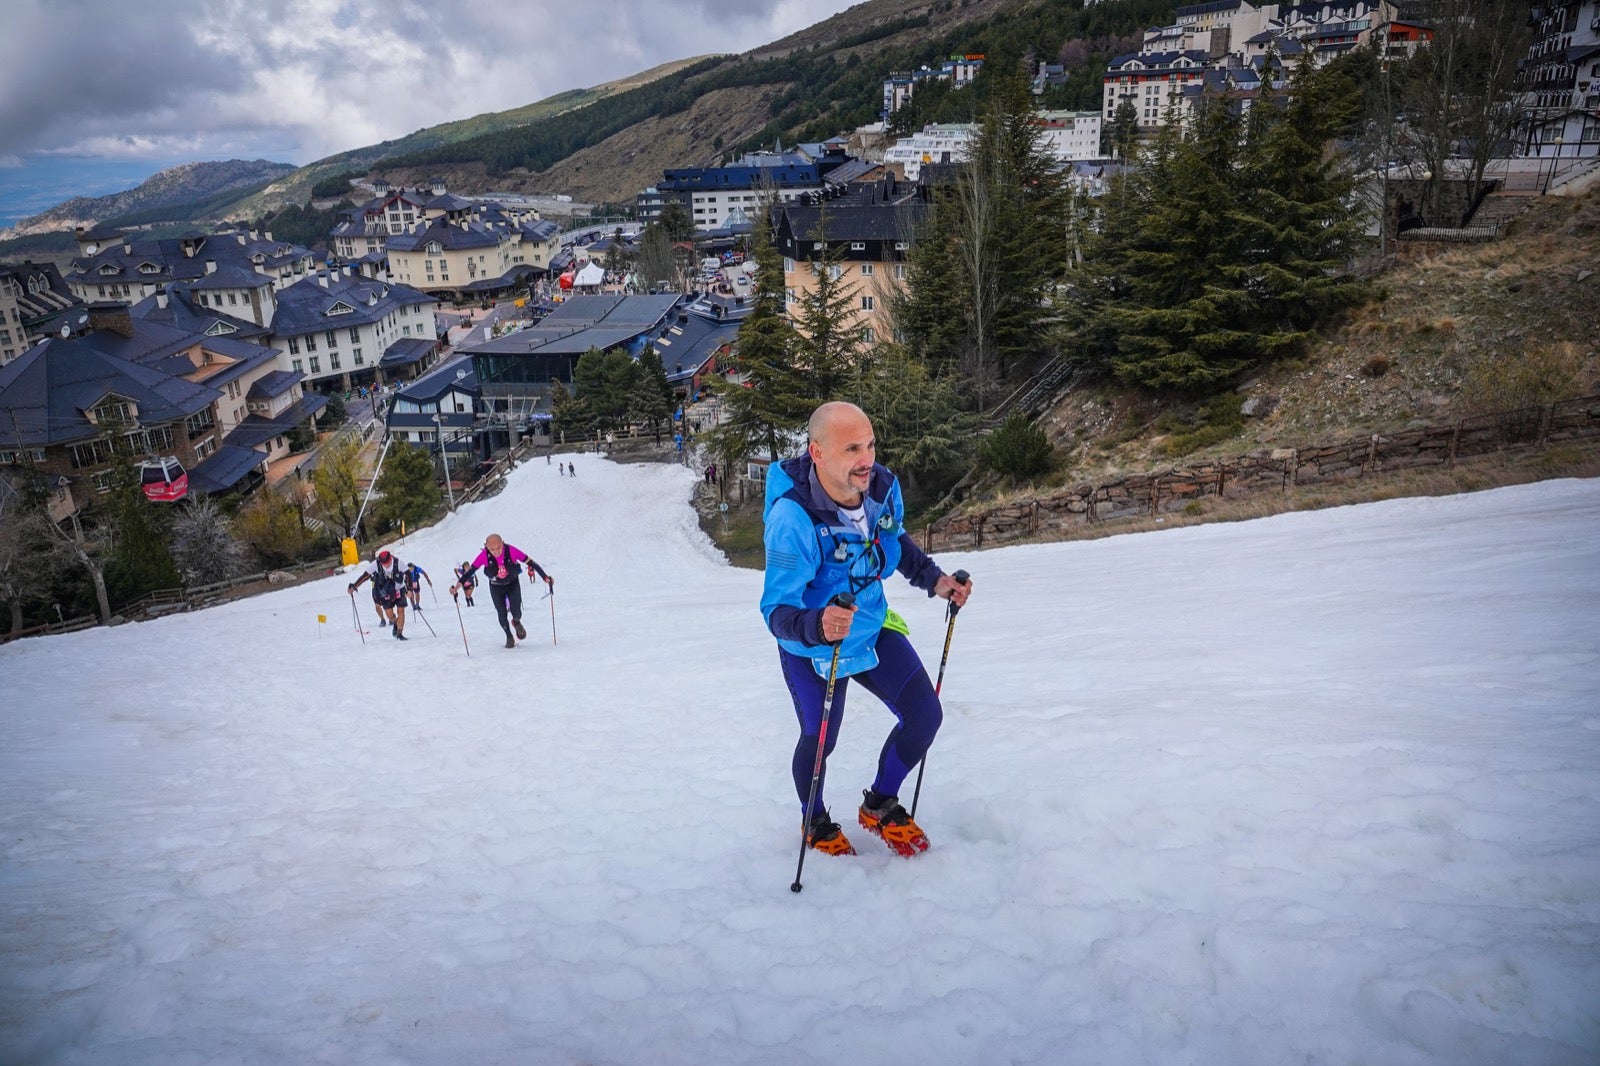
[3,458,1598,1065]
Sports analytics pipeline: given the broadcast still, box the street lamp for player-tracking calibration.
[434,413,456,512]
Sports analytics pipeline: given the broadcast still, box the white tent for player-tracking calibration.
[574,261,605,290]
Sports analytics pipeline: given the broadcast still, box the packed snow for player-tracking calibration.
[3,457,1598,1065]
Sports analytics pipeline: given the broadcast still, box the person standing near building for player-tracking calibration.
[761,401,972,857]
[451,534,553,649]
[348,549,411,640]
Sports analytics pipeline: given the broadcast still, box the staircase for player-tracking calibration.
[983,354,1077,429]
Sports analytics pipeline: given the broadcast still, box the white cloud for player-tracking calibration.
[0,0,863,167]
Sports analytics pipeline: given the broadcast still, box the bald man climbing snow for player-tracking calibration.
[761,401,973,858]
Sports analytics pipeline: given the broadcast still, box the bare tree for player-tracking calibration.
[1396,0,1531,225]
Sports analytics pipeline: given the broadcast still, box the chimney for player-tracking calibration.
[155,291,169,310]
[88,303,135,338]
[205,259,217,274]
[123,242,132,255]
[265,231,273,242]
[318,273,330,288]
[236,233,247,245]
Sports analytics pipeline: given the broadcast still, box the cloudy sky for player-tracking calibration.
[0,0,862,170]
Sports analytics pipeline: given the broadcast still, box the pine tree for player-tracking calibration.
[705,207,810,469]
[899,63,1070,408]
[790,209,861,398]
[548,379,592,440]
[372,440,440,534]
[846,344,975,504]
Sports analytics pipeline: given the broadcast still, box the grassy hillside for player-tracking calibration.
[375,0,1174,204]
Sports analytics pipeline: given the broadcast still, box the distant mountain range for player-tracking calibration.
[4,0,1175,244]
[10,159,297,236]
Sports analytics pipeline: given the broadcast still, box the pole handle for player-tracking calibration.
[947,569,970,618]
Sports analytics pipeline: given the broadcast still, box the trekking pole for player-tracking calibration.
[452,592,470,657]
[910,569,968,820]
[413,607,438,639]
[791,590,855,895]
[348,590,365,645]
[538,579,557,645]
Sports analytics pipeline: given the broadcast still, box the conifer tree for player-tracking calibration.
[899,62,1070,408]
[847,344,975,504]
[372,441,440,534]
[790,210,861,399]
[705,207,809,468]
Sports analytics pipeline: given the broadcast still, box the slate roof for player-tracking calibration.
[128,287,272,343]
[386,218,504,253]
[187,444,267,494]
[521,219,561,242]
[773,200,927,246]
[186,265,272,291]
[652,313,740,380]
[463,294,682,357]
[246,369,303,400]
[270,271,436,337]
[380,337,435,367]
[0,337,218,447]
[221,394,326,448]
[67,232,314,289]
[1,261,84,331]
[395,356,479,403]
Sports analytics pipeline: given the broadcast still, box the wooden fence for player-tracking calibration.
[925,395,1600,552]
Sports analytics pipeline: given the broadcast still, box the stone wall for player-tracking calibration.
[925,395,1600,552]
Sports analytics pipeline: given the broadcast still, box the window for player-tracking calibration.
[309,356,321,374]
[784,257,795,273]
[227,293,238,305]
[71,439,114,468]
[860,263,874,276]
[291,358,304,372]
[353,348,364,365]
[850,242,866,251]
[861,296,875,311]
[349,327,360,343]
[288,337,301,354]
[92,470,116,494]
[827,264,843,280]
[895,264,907,280]
[305,334,317,351]
[329,353,341,370]
[862,327,875,343]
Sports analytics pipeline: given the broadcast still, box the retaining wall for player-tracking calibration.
[925,395,1600,551]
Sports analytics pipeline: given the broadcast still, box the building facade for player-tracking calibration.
[268,268,440,392]
[1518,0,1600,158]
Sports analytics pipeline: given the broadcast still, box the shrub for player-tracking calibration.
[1460,343,1582,442]
[1362,356,1392,378]
[979,414,1053,480]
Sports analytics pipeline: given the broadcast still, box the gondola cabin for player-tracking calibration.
[139,456,188,503]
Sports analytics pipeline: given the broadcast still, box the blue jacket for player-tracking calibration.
[761,454,944,677]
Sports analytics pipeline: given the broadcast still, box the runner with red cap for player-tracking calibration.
[348,548,411,640]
